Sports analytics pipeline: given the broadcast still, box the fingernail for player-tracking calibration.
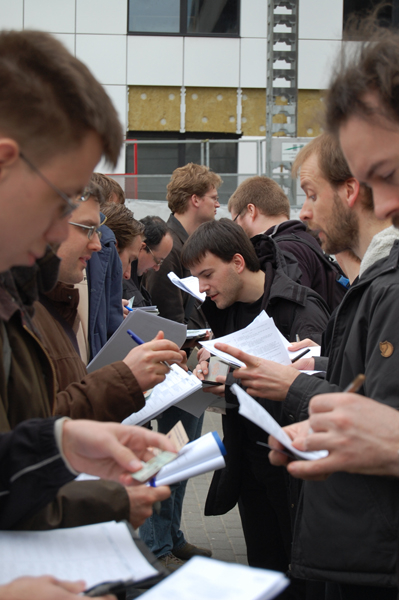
[129,460,142,471]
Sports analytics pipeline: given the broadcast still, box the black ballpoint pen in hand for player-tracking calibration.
[127,329,172,371]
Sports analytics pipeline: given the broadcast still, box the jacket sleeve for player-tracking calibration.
[106,244,124,339]
[0,417,75,529]
[55,361,145,422]
[289,295,330,346]
[283,373,342,423]
[15,479,130,530]
[145,245,187,324]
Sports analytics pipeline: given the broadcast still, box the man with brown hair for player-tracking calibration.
[228,175,347,310]
[141,163,221,570]
[91,172,125,206]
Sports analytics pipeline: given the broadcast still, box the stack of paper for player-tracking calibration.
[140,556,289,600]
[200,310,320,371]
[232,384,328,461]
[0,521,157,589]
[122,364,203,426]
[152,431,226,486]
[167,271,206,302]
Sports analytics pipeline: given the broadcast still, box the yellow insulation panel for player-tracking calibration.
[297,90,326,137]
[241,88,266,136]
[185,87,237,133]
[128,86,180,131]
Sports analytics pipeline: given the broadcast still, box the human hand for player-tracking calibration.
[61,420,176,484]
[287,339,319,351]
[285,394,399,479]
[126,484,171,529]
[197,348,211,363]
[123,331,183,390]
[214,343,300,400]
[193,359,210,380]
[122,299,130,319]
[291,357,315,371]
[202,376,226,397]
[268,420,312,468]
[0,575,115,600]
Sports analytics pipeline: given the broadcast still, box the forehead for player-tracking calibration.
[299,152,324,186]
[190,251,225,275]
[339,113,399,181]
[70,196,100,222]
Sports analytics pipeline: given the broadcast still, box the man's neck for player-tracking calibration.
[251,214,288,237]
[237,269,266,304]
[356,211,392,260]
[174,211,201,236]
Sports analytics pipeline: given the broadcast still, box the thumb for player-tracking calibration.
[154,330,164,341]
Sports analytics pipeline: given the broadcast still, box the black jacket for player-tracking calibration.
[204,238,330,516]
[0,417,74,529]
[123,261,152,307]
[289,241,399,586]
[145,214,206,328]
[260,220,347,311]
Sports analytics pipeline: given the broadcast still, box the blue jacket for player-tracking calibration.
[86,220,123,360]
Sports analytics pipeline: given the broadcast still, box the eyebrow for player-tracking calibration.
[196,267,213,276]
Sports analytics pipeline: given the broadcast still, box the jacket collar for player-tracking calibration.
[167,214,189,244]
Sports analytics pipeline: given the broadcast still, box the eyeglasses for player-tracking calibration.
[233,211,242,222]
[20,152,91,218]
[146,245,164,266]
[68,216,107,241]
[204,195,219,202]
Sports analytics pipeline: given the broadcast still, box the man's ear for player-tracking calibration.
[232,253,245,273]
[246,203,258,221]
[0,139,20,180]
[191,194,201,208]
[345,177,360,209]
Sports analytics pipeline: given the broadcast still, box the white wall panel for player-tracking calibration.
[127,36,183,86]
[76,34,127,85]
[76,0,127,34]
[298,40,341,89]
[0,0,23,29]
[299,0,343,40]
[24,0,75,33]
[184,38,240,88]
[240,0,267,38]
[240,38,266,88]
[103,84,128,131]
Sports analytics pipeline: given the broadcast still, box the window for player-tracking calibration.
[344,0,399,32]
[125,132,239,202]
[128,0,239,36]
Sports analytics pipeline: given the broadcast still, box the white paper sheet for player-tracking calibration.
[200,311,291,367]
[153,431,226,486]
[0,521,157,589]
[122,364,202,426]
[232,384,328,461]
[140,556,289,600]
[167,271,206,302]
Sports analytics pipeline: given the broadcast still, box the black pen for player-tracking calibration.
[291,348,310,363]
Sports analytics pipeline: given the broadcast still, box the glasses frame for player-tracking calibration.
[20,152,91,218]
[146,244,164,267]
[68,216,107,241]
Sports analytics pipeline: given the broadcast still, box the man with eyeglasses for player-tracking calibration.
[0,29,179,599]
[2,181,182,531]
[141,163,221,570]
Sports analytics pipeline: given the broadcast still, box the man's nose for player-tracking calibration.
[299,198,312,221]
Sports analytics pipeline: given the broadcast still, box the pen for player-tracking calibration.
[296,334,300,343]
[291,348,310,363]
[126,305,133,312]
[126,329,172,371]
[343,373,365,393]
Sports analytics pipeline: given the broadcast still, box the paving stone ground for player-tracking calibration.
[180,410,248,565]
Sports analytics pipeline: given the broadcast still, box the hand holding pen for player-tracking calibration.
[122,330,184,391]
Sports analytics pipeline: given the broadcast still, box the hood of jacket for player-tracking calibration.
[359,225,399,278]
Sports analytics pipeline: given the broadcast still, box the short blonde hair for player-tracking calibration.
[167,163,222,214]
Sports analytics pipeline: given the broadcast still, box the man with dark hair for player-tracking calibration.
[140,163,221,570]
[219,132,399,598]
[123,216,173,307]
[182,219,329,591]
[229,176,347,310]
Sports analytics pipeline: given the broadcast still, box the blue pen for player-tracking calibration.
[126,305,133,312]
[126,329,172,371]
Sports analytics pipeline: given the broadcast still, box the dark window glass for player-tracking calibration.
[129,0,180,33]
[343,0,397,32]
[126,133,238,202]
[128,0,239,36]
[187,0,239,35]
